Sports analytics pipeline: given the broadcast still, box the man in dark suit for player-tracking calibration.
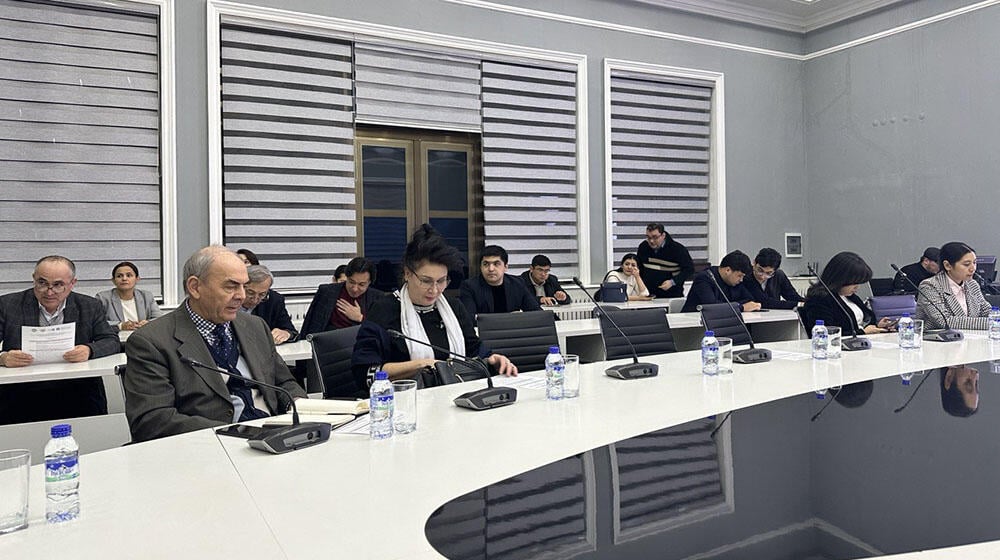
[519,254,572,307]
[893,247,940,294]
[242,264,298,344]
[681,250,762,313]
[301,257,384,338]
[460,245,541,321]
[0,255,121,424]
[745,247,805,310]
[123,246,306,442]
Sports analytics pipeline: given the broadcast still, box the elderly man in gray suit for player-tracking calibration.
[123,246,306,442]
[0,255,121,424]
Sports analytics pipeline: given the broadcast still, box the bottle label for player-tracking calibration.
[45,456,79,482]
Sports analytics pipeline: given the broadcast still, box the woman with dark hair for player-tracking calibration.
[352,224,516,389]
[605,253,652,301]
[236,248,259,266]
[916,242,991,330]
[802,251,894,336]
[939,365,979,417]
[96,261,164,331]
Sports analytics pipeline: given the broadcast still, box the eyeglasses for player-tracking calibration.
[754,265,776,278]
[34,279,69,294]
[244,289,269,302]
[409,269,450,291]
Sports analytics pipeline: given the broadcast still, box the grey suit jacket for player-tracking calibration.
[123,303,307,442]
[915,272,992,330]
[96,288,164,327]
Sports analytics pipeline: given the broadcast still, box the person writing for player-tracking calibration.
[802,251,895,335]
[916,242,991,330]
[352,225,517,388]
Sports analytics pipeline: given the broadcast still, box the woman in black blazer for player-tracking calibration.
[802,251,895,337]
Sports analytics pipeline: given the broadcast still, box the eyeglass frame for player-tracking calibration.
[753,264,776,278]
[407,268,451,291]
[33,278,72,294]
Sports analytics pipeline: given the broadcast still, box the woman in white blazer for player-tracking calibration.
[916,242,992,330]
[96,261,164,331]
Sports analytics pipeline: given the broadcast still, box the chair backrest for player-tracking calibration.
[476,311,558,373]
[310,325,363,398]
[599,308,675,360]
[868,277,895,297]
[985,294,1000,308]
[699,303,751,345]
[869,294,916,322]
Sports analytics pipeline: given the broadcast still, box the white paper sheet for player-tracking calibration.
[21,323,75,364]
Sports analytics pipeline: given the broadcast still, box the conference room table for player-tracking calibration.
[4,332,1000,559]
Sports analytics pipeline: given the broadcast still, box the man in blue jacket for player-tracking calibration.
[681,250,762,313]
[460,245,541,322]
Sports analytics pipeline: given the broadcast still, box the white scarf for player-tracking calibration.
[398,286,465,360]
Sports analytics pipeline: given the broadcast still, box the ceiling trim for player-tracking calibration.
[802,0,908,32]
[634,0,909,33]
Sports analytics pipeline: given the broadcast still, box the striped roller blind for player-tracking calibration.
[609,72,713,266]
[481,61,579,278]
[0,0,161,296]
[613,419,725,535]
[425,454,592,559]
[354,43,481,132]
[220,23,355,292]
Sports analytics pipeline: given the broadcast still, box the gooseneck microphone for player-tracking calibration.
[182,356,330,454]
[806,265,871,351]
[890,264,963,342]
[705,271,771,364]
[386,329,517,410]
[571,277,658,379]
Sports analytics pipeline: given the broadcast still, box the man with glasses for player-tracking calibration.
[301,257,384,337]
[460,245,541,321]
[745,247,805,310]
[520,254,572,306]
[637,223,694,299]
[681,250,761,313]
[0,255,120,424]
[241,265,297,344]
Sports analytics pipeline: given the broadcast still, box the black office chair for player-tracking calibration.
[985,294,1000,308]
[699,302,751,346]
[477,311,559,373]
[599,307,675,360]
[309,325,364,399]
[868,277,895,297]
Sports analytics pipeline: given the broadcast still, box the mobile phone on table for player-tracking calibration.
[215,424,267,439]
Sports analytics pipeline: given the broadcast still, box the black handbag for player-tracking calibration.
[416,358,492,388]
[596,271,628,303]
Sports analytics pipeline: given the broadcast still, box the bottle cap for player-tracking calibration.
[704,330,714,336]
[993,306,999,312]
[374,370,388,381]
[815,320,824,326]
[50,424,72,438]
[549,346,560,353]
[902,379,911,386]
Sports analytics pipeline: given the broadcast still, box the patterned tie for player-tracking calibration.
[208,324,267,421]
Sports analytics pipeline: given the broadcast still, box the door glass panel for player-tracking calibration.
[427,149,468,212]
[362,145,407,210]
[430,217,470,285]
[364,216,408,291]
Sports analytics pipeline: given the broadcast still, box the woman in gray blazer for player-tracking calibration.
[96,261,164,331]
[916,242,992,330]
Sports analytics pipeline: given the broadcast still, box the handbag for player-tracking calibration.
[596,271,628,303]
[416,358,492,388]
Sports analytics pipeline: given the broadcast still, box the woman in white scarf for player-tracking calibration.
[352,225,517,386]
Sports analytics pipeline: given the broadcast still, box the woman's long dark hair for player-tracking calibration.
[938,241,975,271]
[616,252,639,273]
[806,251,873,300]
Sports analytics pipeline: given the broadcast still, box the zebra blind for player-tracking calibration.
[0,0,161,296]
[354,43,481,132]
[481,61,579,277]
[426,454,593,559]
[612,419,726,537]
[220,23,354,292]
[609,71,713,266]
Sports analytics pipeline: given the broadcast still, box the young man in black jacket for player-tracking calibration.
[460,245,541,321]
[745,248,805,310]
[520,254,572,306]
[637,223,694,298]
[681,250,762,313]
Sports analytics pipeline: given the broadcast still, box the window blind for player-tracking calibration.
[481,61,579,277]
[0,0,161,295]
[354,43,481,132]
[220,23,355,292]
[609,72,713,266]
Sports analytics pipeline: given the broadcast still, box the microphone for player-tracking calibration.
[386,329,517,411]
[890,264,963,342]
[806,265,871,351]
[704,271,771,364]
[571,277,658,379]
[181,356,330,454]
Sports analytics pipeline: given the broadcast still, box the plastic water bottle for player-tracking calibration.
[701,330,719,376]
[369,370,394,440]
[545,346,565,400]
[811,320,828,360]
[45,423,80,523]
[989,307,1000,341]
[900,371,914,386]
[898,314,916,349]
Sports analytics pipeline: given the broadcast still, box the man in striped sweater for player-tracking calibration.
[637,223,694,299]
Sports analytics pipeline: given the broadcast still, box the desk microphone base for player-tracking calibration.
[923,329,964,342]
[247,422,331,454]
[605,363,659,379]
[733,348,771,364]
[842,337,872,351]
[454,387,517,410]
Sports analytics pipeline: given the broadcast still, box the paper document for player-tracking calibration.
[21,323,75,364]
[267,413,359,427]
[295,398,369,415]
[493,375,547,390]
[333,414,371,435]
[868,341,899,349]
[769,350,812,361]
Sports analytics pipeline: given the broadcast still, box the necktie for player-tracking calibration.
[208,324,267,421]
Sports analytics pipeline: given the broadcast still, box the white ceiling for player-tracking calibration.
[630,0,909,33]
